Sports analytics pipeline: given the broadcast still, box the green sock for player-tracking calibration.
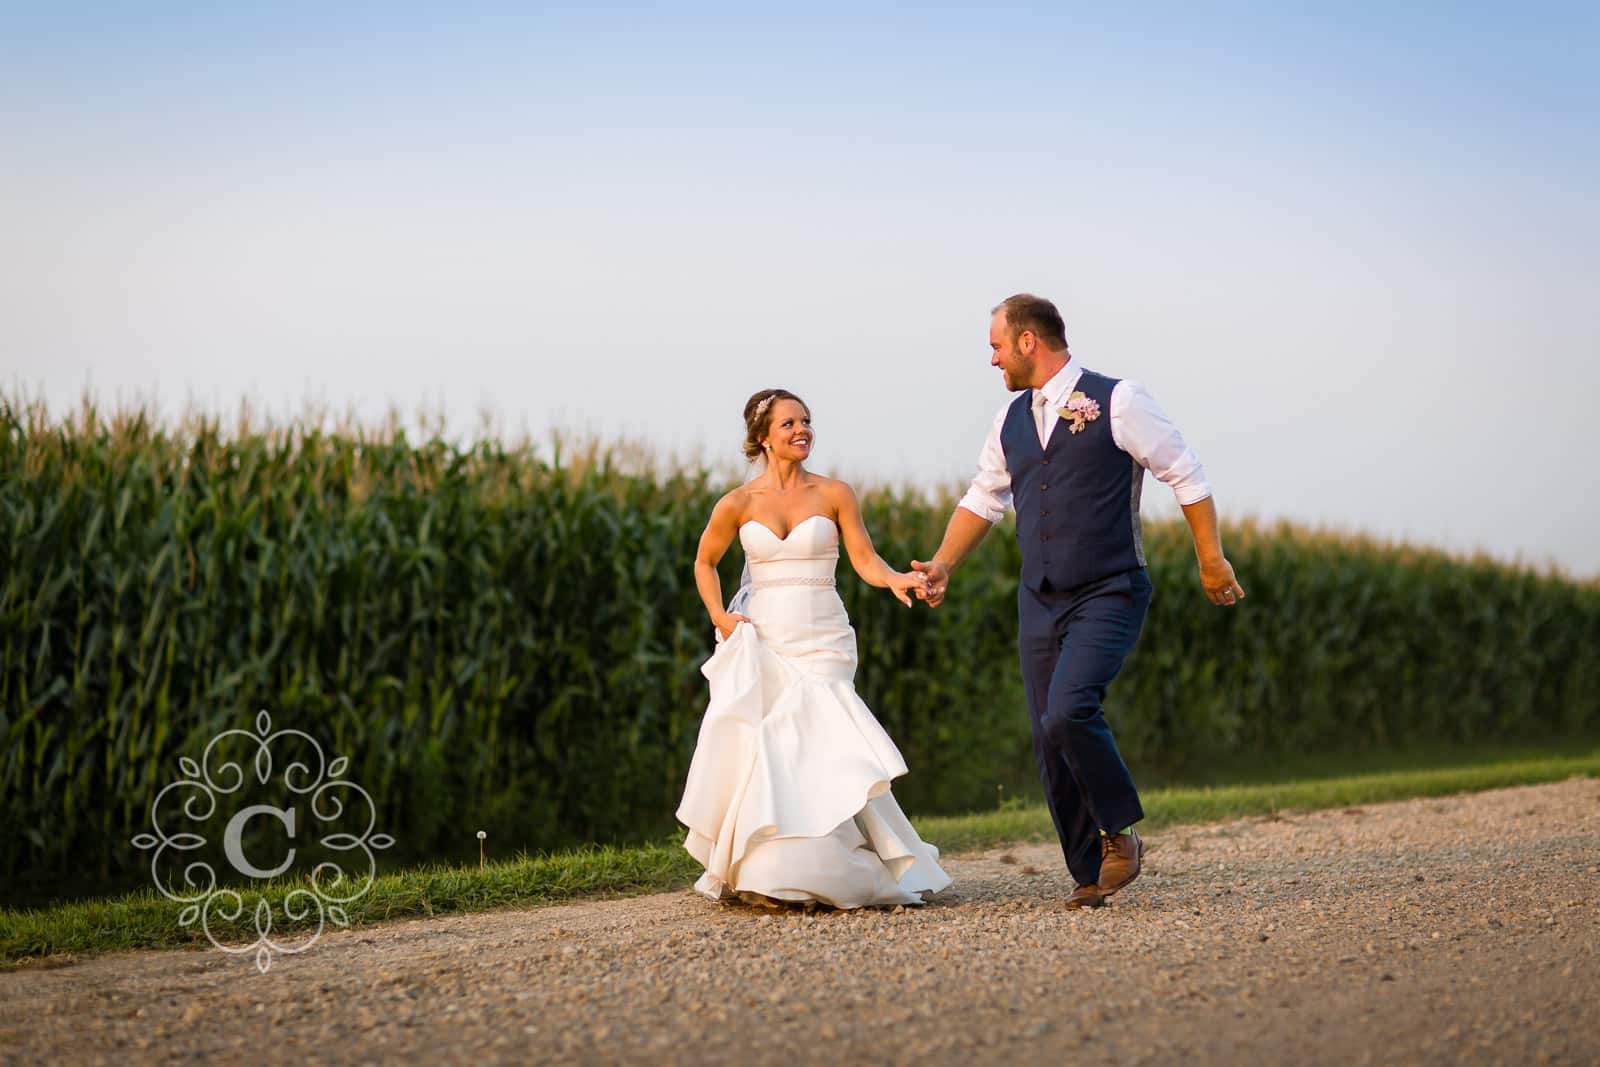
[1099,826,1136,836]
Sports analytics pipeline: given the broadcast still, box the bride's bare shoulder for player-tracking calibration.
[711,484,752,521]
[809,475,860,510]
[806,476,857,518]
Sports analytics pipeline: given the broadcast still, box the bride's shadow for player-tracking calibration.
[723,888,953,915]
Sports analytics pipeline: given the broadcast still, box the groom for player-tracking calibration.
[914,294,1245,909]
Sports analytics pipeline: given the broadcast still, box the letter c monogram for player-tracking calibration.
[223,804,297,879]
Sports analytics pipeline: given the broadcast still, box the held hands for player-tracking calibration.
[714,612,752,640]
[909,559,950,608]
[886,569,930,608]
[1200,557,1246,607]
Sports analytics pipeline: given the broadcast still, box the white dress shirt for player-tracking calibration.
[957,359,1212,524]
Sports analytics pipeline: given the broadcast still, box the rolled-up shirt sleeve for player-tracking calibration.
[1111,380,1213,505]
[955,407,1012,523]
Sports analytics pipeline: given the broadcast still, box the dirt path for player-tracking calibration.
[3,778,1597,1066]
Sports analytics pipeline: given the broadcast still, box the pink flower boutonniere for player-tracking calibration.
[1056,391,1102,435]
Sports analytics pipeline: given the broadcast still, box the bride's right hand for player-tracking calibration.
[715,612,752,640]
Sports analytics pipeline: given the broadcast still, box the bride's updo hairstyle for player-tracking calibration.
[742,388,809,462]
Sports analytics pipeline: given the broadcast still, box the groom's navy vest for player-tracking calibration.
[1002,369,1146,593]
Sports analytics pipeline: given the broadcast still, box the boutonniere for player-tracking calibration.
[1055,391,1102,434]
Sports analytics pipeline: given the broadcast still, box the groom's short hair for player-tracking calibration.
[994,294,1067,351]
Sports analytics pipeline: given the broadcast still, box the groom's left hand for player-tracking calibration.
[1200,556,1246,607]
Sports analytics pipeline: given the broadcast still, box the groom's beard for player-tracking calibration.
[1003,356,1034,391]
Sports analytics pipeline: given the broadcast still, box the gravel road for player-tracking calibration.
[3,778,1596,1066]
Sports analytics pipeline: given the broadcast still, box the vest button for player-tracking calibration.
[1040,532,1049,541]
[1041,458,1050,465]
[1040,510,1049,517]
[1041,483,1050,491]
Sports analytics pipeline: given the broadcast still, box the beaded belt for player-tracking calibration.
[749,576,836,590]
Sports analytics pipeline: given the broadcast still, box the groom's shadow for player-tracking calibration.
[712,840,1169,916]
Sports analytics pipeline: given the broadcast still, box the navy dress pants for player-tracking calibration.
[1018,567,1152,887]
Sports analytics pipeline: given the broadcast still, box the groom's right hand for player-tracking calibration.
[909,559,950,607]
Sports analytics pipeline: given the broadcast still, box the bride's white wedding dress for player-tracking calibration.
[676,513,952,908]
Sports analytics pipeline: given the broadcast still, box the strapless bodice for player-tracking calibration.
[739,513,839,585]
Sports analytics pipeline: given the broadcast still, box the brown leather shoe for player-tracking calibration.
[1097,829,1143,896]
[1066,883,1105,909]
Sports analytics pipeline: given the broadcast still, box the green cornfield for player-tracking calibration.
[3,395,1597,893]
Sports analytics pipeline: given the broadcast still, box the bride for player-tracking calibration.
[675,388,953,908]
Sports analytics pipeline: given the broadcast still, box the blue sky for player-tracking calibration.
[4,3,1597,574]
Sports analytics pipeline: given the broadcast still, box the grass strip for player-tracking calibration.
[3,751,1595,965]
[922,750,1599,852]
